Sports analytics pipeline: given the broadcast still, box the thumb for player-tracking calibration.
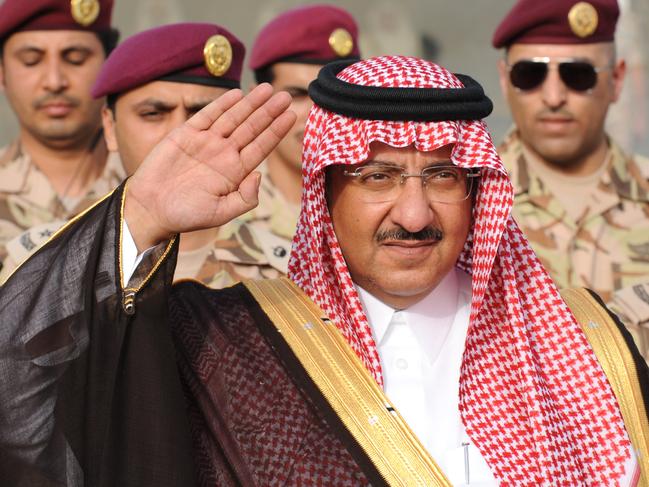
[237,170,262,209]
[212,171,262,226]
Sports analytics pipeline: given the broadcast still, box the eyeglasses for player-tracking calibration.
[506,57,612,92]
[342,164,480,204]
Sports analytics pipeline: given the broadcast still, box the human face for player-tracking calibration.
[269,62,322,170]
[102,81,227,175]
[498,43,625,169]
[0,30,105,148]
[327,143,473,309]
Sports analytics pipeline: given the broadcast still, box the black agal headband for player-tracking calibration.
[308,60,493,122]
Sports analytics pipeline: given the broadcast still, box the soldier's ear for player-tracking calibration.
[610,58,626,103]
[0,59,5,92]
[101,105,119,152]
[497,58,510,99]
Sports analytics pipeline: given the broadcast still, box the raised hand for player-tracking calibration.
[124,84,296,251]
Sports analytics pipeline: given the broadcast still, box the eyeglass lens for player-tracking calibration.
[346,166,475,204]
[509,60,598,92]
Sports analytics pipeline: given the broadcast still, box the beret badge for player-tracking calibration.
[328,28,354,57]
[70,0,100,27]
[203,34,233,77]
[568,2,599,38]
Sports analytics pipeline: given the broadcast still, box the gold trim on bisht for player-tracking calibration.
[70,0,100,27]
[561,288,649,485]
[568,2,598,38]
[328,28,354,57]
[119,180,177,315]
[203,35,233,77]
[245,277,451,487]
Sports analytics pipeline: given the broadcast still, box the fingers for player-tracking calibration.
[185,89,244,131]
[228,91,293,151]
[213,171,262,224]
[239,110,297,171]
[208,83,276,138]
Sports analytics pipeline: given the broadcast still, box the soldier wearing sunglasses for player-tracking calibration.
[494,0,649,362]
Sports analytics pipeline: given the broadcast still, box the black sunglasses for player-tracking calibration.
[507,57,611,92]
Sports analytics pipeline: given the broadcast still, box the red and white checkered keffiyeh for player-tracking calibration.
[288,56,635,484]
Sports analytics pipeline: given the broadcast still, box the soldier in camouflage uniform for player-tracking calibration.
[493,0,649,360]
[91,23,284,286]
[0,150,123,279]
[0,0,122,275]
[245,5,361,266]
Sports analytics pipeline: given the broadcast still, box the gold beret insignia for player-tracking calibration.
[568,2,599,38]
[328,28,354,57]
[203,35,233,77]
[70,0,100,27]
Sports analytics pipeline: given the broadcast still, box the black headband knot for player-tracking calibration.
[308,60,493,122]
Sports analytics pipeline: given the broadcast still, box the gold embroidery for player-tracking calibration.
[562,288,649,485]
[245,278,451,486]
[119,179,177,314]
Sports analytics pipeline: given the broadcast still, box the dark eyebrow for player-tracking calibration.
[132,99,176,112]
[185,99,214,113]
[14,46,45,55]
[283,86,309,96]
[61,46,94,56]
[14,44,95,56]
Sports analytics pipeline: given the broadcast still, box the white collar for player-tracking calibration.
[356,268,468,353]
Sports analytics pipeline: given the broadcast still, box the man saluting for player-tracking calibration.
[1,56,647,485]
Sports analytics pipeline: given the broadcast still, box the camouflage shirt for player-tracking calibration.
[499,130,649,360]
[239,161,300,271]
[175,219,284,289]
[0,140,125,270]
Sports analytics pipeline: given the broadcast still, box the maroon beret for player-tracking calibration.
[249,4,360,71]
[492,0,619,48]
[92,22,245,98]
[0,0,114,40]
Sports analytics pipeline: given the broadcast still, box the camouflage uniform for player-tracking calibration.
[0,140,125,275]
[241,164,300,248]
[176,219,284,288]
[499,129,649,360]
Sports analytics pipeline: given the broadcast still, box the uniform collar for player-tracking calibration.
[500,129,649,203]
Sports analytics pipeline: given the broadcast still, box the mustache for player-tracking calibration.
[33,94,80,109]
[375,226,443,243]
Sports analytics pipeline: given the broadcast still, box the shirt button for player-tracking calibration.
[395,358,408,370]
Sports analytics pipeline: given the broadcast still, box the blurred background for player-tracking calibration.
[1,0,647,155]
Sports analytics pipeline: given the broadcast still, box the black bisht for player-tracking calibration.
[0,183,195,486]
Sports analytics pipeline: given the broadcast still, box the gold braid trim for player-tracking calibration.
[561,288,649,485]
[244,277,451,487]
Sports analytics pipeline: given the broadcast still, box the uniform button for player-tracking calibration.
[395,358,408,370]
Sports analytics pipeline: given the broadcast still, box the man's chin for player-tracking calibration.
[529,140,584,167]
[33,123,85,143]
[372,272,442,298]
